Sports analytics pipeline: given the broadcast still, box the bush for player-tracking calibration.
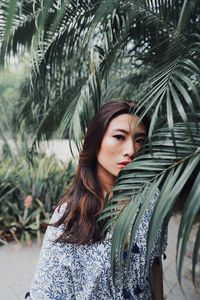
[0,152,75,245]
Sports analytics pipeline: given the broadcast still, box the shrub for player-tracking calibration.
[0,153,75,245]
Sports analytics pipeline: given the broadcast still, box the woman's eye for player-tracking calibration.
[134,137,145,145]
[113,135,125,141]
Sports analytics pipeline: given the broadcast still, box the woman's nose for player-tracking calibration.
[123,140,135,159]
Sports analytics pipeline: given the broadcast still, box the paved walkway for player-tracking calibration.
[163,215,199,300]
[0,215,199,300]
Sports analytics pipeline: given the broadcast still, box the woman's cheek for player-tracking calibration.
[105,137,119,147]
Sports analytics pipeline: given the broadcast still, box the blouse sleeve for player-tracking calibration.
[150,191,168,259]
[134,189,168,259]
[27,205,76,300]
[151,224,168,259]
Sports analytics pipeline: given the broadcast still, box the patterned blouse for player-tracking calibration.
[26,190,167,300]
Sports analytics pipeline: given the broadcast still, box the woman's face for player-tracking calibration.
[96,113,146,189]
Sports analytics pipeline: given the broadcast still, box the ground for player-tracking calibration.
[0,215,199,300]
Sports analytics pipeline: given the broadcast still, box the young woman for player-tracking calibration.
[26,100,167,300]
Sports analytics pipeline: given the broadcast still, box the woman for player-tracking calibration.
[26,100,167,300]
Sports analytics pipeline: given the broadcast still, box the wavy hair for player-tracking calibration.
[54,100,150,244]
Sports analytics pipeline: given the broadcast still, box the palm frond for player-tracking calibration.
[135,36,200,143]
[192,225,200,287]
[99,121,200,280]
[177,171,200,284]
[0,0,37,63]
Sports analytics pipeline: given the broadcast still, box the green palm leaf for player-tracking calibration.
[177,171,200,284]
[100,122,200,280]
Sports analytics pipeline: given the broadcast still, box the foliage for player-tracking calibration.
[0,138,75,245]
[0,64,26,139]
[100,121,200,283]
[0,0,200,286]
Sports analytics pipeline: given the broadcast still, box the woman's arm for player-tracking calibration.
[152,258,164,300]
[27,206,75,299]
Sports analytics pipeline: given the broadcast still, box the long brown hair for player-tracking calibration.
[54,100,150,244]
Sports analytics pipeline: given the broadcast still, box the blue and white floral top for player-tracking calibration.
[26,191,167,300]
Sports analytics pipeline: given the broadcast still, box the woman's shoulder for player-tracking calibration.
[42,202,67,243]
[50,202,67,223]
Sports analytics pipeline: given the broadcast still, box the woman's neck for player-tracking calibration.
[96,164,116,197]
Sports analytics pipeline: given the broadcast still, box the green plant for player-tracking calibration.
[0,149,75,245]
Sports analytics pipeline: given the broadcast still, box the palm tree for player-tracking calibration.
[1,0,200,285]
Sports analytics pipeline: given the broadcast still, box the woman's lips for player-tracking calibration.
[117,161,131,168]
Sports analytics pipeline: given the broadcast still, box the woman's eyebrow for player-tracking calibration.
[112,129,146,136]
[134,132,146,138]
[113,128,147,138]
[112,129,129,134]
